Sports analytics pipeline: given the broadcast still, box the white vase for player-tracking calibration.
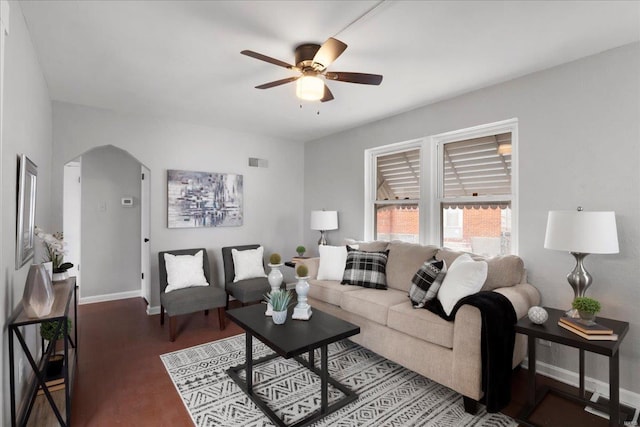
[52,270,69,282]
[292,276,312,320]
[272,310,287,325]
[42,261,53,281]
[267,263,283,290]
[265,264,283,316]
[22,264,55,318]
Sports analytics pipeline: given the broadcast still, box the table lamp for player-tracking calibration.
[544,207,619,315]
[310,210,338,246]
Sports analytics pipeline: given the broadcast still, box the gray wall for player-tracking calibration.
[52,102,305,308]
[81,145,141,298]
[1,2,53,424]
[304,43,640,397]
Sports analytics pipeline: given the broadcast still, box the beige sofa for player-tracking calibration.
[299,241,540,412]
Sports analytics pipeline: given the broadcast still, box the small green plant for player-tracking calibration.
[269,253,282,265]
[40,318,72,342]
[296,245,306,256]
[572,297,601,314]
[296,264,309,278]
[265,290,293,312]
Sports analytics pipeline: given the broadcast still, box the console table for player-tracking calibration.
[515,307,629,427]
[8,277,78,427]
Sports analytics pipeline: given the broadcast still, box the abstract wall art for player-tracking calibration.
[167,169,243,228]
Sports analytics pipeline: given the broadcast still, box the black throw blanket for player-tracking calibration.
[425,291,516,413]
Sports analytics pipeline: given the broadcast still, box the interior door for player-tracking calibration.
[141,165,151,310]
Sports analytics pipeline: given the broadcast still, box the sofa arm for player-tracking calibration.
[451,282,541,399]
[296,257,319,280]
[493,283,541,320]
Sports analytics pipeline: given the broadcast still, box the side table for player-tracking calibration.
[8,277,78,426]
[515,307,629,427]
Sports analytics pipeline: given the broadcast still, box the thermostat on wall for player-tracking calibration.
[121,197,134,207]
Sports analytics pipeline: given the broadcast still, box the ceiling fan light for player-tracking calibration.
[296,75,324,101]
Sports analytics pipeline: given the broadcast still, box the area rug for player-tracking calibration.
[161,334,517,427]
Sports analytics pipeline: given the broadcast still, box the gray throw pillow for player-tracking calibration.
[408,259,447,308]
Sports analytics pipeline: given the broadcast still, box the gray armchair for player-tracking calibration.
[221,244,271,307]
[158,248,226,341]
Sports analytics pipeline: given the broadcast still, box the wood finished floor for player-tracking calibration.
[65,297,612,426]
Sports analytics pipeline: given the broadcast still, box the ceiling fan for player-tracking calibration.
[241,37,383,103]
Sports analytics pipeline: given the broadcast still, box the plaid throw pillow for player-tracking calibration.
[409,259,447,308]
[341,247,390,289]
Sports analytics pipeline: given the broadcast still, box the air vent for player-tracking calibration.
[248,158,268,168]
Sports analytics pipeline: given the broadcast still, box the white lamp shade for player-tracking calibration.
[544,210,619,254]
[310,210,338,231]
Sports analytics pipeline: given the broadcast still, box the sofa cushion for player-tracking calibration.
[340,288,408,325]
[408,259,446,308]
[386,242,440,292]
[308,279,362,306]
[317,245,350,281]
[437,254,487,316]
[341,247,389,289]
[388,301,455,349]
[436,248,524,291]
[344,238,390,252]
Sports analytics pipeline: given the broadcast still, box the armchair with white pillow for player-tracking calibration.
[221,244,270,307]
[158,248,227,341]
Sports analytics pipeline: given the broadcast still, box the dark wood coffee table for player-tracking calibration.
[226,304,360,427]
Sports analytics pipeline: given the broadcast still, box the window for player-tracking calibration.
[365,119,517,255]
[435,125,516,256]
[366,142,423,243]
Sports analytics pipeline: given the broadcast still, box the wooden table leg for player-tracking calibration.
[579,348,585,399]
[246,333,253,395]
[527,334,536,407]
[609,351,619,427]
[321,345,328,414]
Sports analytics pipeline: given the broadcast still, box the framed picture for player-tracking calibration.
[16,154,38,269]
[167,169,243,228]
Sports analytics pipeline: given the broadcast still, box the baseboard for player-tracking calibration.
[521,358,640,410]
[79,290,141,305]
[147,305,161,315]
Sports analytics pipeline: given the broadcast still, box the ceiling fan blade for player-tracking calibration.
[321,84,334,103]
[255,76,299,89]
[241,50,294,69]
[312,38,348,70]
[325,72,383,85]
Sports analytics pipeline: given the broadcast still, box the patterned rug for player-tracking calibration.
[161,334,517,427]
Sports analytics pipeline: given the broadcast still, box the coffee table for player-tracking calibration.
[225,304,360,427]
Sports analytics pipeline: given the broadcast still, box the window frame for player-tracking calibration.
[364,138,427,242]
[364,119,518,255]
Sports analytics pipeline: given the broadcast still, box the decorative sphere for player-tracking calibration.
[528,306,548,325]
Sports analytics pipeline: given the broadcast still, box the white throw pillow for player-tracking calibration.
[232,246,267,282]
[437,253,488,316]
[316,245,358,281]
[164,250,209,293]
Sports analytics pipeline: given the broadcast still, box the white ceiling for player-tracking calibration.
[19,1,640,142]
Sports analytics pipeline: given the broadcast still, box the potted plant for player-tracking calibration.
[35,227,74,281]
[269,253,282,265]
[296,264,309,278]
[292,264,312,320]
[572,297,601,322]
[40,318,72,377]
[266,253,284,316]
[264,290,293,325]
[295,246,306,257]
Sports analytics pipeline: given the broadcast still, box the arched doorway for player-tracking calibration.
[63,145,151,310]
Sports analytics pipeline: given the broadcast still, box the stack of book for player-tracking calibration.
[558,317,618,341]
